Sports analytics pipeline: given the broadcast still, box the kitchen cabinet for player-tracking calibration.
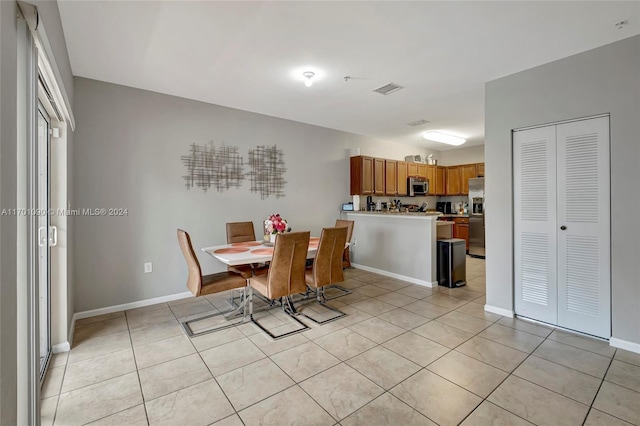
[407,163,418,177]
[374,158,385,195]
[476,163,485,177]
[385,160,397,195]
[446,166,461,195]
[426,166,436,195]
[350,156,374,195]
[453,217,469,251]
[417,164,428,179]
[460,164,477,195]
[397,161,408,196]
[435,166,446,195]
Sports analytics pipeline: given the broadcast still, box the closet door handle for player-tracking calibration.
[560,226,567,231]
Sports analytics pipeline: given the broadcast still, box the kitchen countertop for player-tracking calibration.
[347,211,441,217]
[438,214,470,218]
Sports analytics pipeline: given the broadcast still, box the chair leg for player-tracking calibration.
[299,286,347,325]
[250,291,309,340]
[181,286,249,337]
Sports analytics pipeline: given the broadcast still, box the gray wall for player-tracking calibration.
[485,35,640,345]
[73,78,431,312]
[0,2,19,423]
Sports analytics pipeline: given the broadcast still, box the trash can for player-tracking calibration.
[437,239,466,288]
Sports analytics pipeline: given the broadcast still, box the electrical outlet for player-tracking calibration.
[144,262,153,273]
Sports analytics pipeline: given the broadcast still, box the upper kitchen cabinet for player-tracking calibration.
[476,163,485,177]
[397,161,408,196]
[426,166,436,195]
[425,165,446,195]
[374,158,385,195]
[460,164,477,194]
[407,162,418,177]
[435,166,447,195]
[350,156,374,195]
[446,166,461,195]
[417,164,428,179]
[385,160,397,195]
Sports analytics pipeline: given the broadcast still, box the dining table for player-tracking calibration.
[201,237,322,266]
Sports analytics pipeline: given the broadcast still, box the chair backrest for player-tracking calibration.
[335,219,354,243]
[226,221,256,244]
[311,227,348,287]
[267,231,310,299]
[177,229,202,296]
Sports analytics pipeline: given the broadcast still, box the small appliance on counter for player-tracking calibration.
[341,202,354,211]
[436,201,453,214]
[366,195,374,211]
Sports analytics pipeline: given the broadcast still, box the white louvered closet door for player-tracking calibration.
[514,116,610,339]
[556,117,610,338]
[514,125,558,325]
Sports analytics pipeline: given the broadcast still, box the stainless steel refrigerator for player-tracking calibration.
[468,178,485,258]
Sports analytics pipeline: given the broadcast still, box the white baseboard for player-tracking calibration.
[73,291,193,321]
[610,337,640,354]
[484,304,514,318]
[351,263,436,287]
[52,341,70,353]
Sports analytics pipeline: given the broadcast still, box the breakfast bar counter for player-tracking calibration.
[345,212,439,287]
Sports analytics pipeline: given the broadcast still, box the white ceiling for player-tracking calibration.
[58,1,639,151]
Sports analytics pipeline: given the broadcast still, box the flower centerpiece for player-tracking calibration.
[264,213,291,243]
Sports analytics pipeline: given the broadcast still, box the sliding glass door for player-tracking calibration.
[36,104,52,379]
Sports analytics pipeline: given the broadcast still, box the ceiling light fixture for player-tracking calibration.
[303,71,315,87]
[422,131,466,146]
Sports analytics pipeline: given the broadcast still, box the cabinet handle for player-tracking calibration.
[560,226,567,230]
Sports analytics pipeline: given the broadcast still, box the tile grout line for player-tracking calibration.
[125,308,152,426]
[455,322,553,425]
[579,349,638,426]
[171,299,247,426]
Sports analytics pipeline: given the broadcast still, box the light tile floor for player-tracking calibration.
[41,257,640,425]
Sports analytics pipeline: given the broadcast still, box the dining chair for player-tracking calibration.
[302,227,349,324]
[225,221,269,279]
[335,219,354,268]
[177,229,247,337]
[247,231,310,339]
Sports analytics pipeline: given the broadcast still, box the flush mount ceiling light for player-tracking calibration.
[422,131,467,146]
[302,71,315,87]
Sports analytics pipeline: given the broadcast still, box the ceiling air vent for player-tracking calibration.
[407,119,430,127]
[373,82,404,95]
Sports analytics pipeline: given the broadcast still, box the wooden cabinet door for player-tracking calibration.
[460,164,477,195]
[426,165,436,195]
[446,166,461,195]
[396,161,408,196]
[374,158,385,195]
[385,160,397,195]
[476,163,485,177]
[435,166,446,195]
[417,164,428,178]
[407,163,418,177]
[454,223,469,251]
[350,156,374,195]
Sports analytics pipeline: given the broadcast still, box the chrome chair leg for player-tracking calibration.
[181,284,249,337]
[299,286,347,325]
[249,292,309,340]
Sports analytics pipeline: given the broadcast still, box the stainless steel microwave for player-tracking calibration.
[408,176,428,196]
